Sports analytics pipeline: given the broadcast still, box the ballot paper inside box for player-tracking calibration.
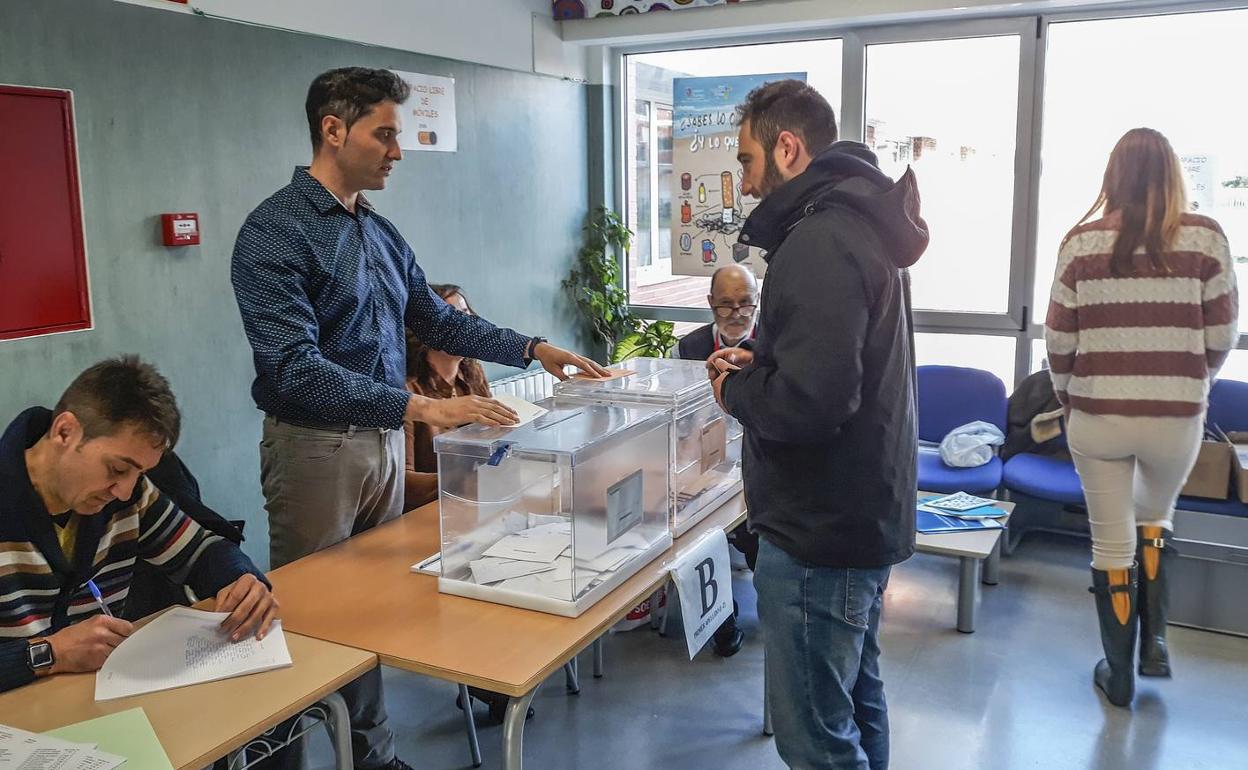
[434,397,673,617]
[555,357,743,537]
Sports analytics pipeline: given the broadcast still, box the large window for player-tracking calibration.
[624,40,843,311]
[865,35,1021,314]
[1035,8,1248,335]
[620,7,1247,387]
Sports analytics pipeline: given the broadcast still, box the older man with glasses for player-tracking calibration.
[676,264,760,361]
[672,263,760,656]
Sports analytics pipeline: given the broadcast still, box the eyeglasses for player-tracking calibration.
[713,304,757,319]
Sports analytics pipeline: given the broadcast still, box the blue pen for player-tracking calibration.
[86,579,114,618]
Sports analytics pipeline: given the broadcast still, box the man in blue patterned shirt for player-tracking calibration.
[231,67,607,770]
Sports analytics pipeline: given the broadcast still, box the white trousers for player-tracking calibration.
[1067,410,1204,570]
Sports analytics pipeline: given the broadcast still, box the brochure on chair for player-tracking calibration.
[916,508,1005,535]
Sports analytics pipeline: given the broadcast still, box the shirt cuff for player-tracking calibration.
[520,335,538,365]
[0,640,35,694]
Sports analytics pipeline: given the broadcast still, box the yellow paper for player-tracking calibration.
[47,708,173,770]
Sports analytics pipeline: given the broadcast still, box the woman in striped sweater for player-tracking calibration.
[1046,128,1239,707]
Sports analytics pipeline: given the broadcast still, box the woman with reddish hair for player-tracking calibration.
[1046,128,1239,707]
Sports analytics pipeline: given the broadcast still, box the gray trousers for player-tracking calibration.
[261,416,405,770]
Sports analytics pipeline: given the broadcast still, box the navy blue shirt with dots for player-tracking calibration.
[231,167,531,430]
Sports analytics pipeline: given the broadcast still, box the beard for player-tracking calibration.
[759,153,786,199]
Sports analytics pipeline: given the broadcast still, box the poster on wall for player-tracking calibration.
[671,72,804,278]
[392,71,457,153]
[553,0,762,20]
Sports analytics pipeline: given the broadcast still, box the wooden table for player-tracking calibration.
[267,492,748,770]
[0,631,376,770]
[914,493,1015,633]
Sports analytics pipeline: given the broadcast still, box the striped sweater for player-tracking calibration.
[1046,212,1240,416]
[0,407,264,693]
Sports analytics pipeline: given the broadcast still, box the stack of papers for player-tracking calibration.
[920,492,1009,520]
[924,492,999,512]
[473,521,573,599]
[463,520,652,600]
[0,724,125,770]
[96,607,292,701]
[916,509,1005,534]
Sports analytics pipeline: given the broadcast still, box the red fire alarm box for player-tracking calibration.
[161,213,200,246]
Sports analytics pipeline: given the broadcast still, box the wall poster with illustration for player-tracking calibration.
[671,72,805,278]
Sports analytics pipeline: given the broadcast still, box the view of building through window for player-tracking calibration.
[866,35,1021,314]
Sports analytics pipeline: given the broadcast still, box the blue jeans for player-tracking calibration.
[754,537,891,770]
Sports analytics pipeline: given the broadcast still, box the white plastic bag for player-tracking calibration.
[939,420,1006,468]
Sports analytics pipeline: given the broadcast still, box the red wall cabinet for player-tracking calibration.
[0,85,92,341]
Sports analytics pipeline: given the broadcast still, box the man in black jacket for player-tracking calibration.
[709,80,926,770]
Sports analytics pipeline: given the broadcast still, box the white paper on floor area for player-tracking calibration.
[96,606,291,701]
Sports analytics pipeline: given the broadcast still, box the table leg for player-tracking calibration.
[957,556,981,634]
[592,637,604,678]
[502,688,539,770]
[983,539,1001,586]
[648,589,663,631]
[564,659,580,694]
[458,684,483,768]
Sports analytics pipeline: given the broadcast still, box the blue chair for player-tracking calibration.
[916,366,1007,494]
[1001,426,1087,551]
[1004,378,1248,550]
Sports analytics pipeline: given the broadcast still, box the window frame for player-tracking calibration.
[612,2,1248,386]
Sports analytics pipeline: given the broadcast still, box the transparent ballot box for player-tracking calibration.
[434,398,672,617]
[554,357,744,537]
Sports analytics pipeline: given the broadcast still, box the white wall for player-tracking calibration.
[114,0,588,79]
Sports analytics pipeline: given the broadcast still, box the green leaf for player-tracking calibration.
[610,331,648,364]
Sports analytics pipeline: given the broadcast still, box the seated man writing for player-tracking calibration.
[0,356,278,692]
[675,264,760,657]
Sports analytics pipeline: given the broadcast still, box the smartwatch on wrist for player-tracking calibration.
[27,638,54,676]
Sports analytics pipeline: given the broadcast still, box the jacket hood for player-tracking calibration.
[739,140,929,268]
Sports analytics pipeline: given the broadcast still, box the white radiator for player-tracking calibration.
[489,368,559,403]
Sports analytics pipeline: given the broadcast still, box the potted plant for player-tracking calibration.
[563,206,677,363]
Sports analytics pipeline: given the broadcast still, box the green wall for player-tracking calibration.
[0,0,592,567]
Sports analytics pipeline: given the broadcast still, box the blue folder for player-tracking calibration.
[916,509,1005,534]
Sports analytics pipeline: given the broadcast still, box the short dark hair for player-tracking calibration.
[734,79,838,158]
[54,356,181,450]
[305,67,411,150]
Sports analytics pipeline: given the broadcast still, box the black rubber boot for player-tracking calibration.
[1090,565,1138,707]
[1137,526,1173,678]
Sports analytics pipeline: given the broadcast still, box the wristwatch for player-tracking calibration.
[27,638,54,676]
[525,336,548,363]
